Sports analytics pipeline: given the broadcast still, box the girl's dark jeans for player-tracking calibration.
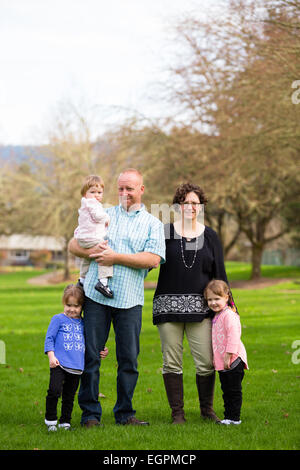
[45,366,80,423]
[218,360,245,421]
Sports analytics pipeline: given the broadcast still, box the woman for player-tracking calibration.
[153,182,231,424]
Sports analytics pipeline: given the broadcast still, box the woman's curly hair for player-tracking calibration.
[172,182,208,206]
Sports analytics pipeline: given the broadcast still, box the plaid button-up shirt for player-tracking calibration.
[84,204,165,309]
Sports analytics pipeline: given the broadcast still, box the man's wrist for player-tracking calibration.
[113,252,159,269]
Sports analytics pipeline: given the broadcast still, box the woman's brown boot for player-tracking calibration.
[196,373,220,423]
[163,373,186,424]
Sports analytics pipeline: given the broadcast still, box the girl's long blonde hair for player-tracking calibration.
[204,279,237,313]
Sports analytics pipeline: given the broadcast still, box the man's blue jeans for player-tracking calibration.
[78,296,142,424]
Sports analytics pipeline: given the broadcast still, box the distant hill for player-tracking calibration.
[0,140,114,168]
[0,145,38,163]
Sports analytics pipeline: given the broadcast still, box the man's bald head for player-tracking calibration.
[118,169,145,211]
[118,168,143,185]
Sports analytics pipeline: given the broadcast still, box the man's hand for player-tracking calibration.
[100,346,109,359]
[90,249,161,270]
[69,237,161,269]
[89,242,116,266]
[68,238,110,259]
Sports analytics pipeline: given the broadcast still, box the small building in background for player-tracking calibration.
[0,234,65,267]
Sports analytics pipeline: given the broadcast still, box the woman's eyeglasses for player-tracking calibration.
[182,202,202,207]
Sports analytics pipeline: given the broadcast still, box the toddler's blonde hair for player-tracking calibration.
[81,174,104,197]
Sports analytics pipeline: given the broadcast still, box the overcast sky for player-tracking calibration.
[0,0,225,145]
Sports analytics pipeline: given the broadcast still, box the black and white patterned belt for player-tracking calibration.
[153,293,210,316]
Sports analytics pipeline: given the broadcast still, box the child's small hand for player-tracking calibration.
[224,353,232,370]
[100,346,109,359]
[48,352,60,368]
[50,358,60,368]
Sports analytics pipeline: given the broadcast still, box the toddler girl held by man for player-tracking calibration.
[74,174,113,298]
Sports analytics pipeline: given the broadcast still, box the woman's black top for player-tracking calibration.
[153,223,228,324]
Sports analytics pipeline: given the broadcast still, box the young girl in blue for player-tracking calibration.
[44,284,108,431]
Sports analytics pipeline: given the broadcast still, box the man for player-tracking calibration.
[68,169,165,427]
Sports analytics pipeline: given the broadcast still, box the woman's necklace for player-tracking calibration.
[180,236,199,269]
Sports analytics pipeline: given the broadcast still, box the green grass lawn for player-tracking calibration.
[0,263,299,451]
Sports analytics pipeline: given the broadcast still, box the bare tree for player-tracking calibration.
[160,0,300,278]
[4,101,115,279]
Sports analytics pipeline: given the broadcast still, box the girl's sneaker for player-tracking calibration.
[48,425,57,431]
[220,419,231,425]
[221,419,241,425]
[58,423,71,430]
[45,419,58,431]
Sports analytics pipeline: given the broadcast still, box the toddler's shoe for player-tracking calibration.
[94,281,114,298]
[45,419,57,432]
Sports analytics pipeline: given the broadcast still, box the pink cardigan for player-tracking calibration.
[212,307,248,371]
[74,197,110,242]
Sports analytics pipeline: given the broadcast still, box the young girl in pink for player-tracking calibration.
[74,175,113,298]
[204,280,248,425]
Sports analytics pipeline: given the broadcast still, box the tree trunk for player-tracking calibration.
[63,245,70,281]
[246,218,268,280]
[250,243,264,280]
